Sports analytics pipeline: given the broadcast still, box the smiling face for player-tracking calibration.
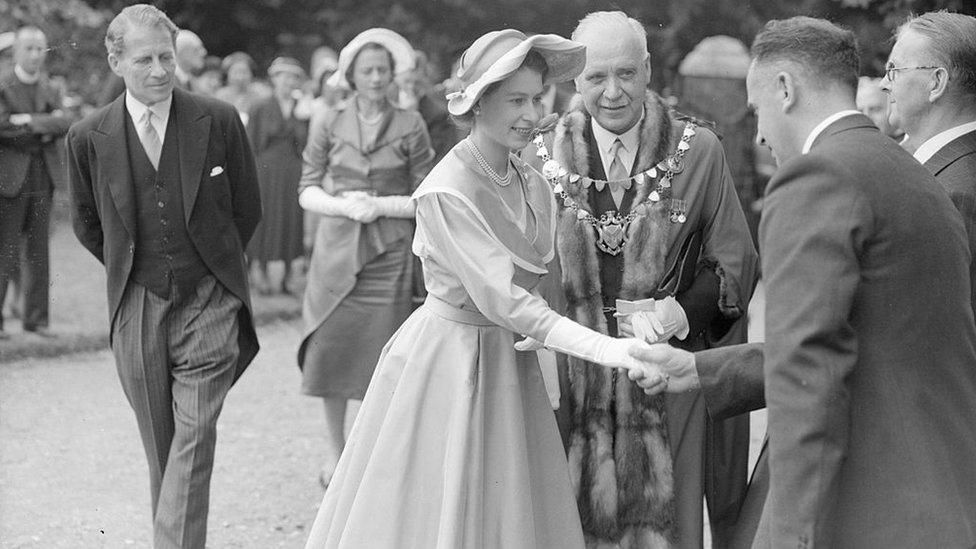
[474,66,544,152]
[574,29,650,134]
[351,46,393,103]
[881,29,940,137]
[109,24,176,106]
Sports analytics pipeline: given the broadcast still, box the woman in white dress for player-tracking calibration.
[303,29,660,548]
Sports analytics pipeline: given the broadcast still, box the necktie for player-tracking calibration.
[140,110,162,170]
[594,139,633,194]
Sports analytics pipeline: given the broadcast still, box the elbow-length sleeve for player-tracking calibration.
[415,192,562,341]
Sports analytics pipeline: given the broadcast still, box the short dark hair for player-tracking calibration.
[344,42,395,91]
[898,11,976,98]
[751,16,859,92]
[451,49,550,129]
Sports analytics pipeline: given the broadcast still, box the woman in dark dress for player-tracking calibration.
[246,57,309,294]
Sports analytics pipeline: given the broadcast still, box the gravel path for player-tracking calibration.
[1,320,327,548]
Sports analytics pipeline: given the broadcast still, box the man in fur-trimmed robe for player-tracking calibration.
[549,11,759,548]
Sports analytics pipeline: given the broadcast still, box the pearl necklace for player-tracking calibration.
[464,139,512,187]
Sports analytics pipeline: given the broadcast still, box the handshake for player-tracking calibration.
[625,342,700,396]
[616,296,697,395]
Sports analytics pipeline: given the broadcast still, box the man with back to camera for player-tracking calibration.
[629,16,976,548]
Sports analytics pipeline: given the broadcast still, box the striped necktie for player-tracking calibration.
[140,109,162,170]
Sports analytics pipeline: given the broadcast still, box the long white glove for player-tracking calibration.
[369,195,416,218]
[298,186,379,223]
[616,296,689,343]
[542,317,644,370]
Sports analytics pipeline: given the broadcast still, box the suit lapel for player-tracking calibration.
[924,130,976,176]
[92,95,137,241]
[174,89,211,224]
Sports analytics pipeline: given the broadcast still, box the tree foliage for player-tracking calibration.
[5,0,975,105]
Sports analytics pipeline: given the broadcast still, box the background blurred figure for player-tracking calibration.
[296,28,433,489]
[191,54,223,96]
[856,76,902,139]
[883,11,976,317]
[0,26,72,338]
[246,57,309,295]
[215,51,270,127]
[309,48,345,116]
[174,29,206,89]
[397,49,459,163]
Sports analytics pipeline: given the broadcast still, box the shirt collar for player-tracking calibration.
[14,65,40,85]
[913,119,976,164]
[591,111,644,157]
[125,90,172,132]
[802,110,862,154]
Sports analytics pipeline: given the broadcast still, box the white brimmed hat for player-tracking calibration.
[326,28,415,90]
[447,30,586,116]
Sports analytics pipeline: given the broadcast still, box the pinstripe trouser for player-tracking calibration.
[111,274,241,549]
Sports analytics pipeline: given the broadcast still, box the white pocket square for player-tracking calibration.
[210,166,224,177]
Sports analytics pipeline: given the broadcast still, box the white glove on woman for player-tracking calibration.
[542,317,644,370]
[369,195,416,218]
[298,186,378,223]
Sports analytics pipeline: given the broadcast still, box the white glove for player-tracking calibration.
[345,197,380,223]
[616,296,689,343]
[542,317,644,370]
[299,186,351,216]
[298,186,377,223]
[514,336,545,352]
[369,195,416,218]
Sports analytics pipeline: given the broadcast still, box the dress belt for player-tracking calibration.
[423,295,493,326]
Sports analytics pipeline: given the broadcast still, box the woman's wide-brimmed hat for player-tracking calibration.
[326,28,415,90]
[268,56,306,79]
[447,30,586,116]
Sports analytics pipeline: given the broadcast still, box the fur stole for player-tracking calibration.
[553,91,682,548]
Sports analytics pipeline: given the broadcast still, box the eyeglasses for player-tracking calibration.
[884,63,942,81]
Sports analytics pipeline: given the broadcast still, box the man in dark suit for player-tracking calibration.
[883,11,976,318]
[65,5,261,548]
[630,16,976,548]
[0,26,71,338]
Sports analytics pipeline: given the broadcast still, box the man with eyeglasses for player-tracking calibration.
[883,11,976,317]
